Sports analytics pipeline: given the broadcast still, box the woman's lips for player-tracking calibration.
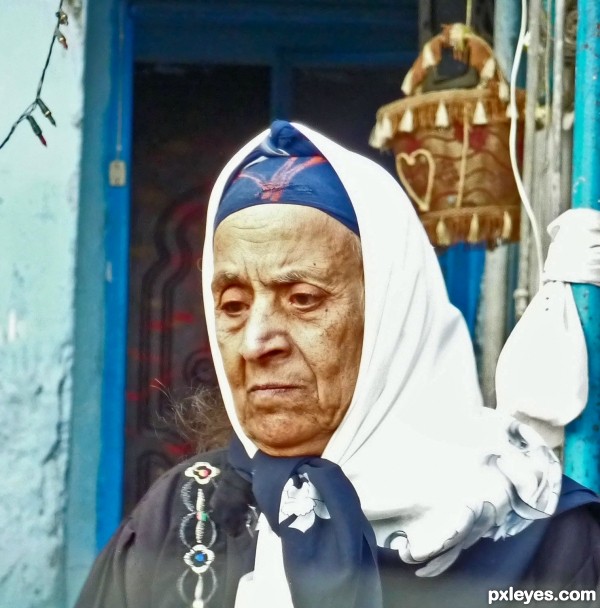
[247,384,304,402]
[249,384,301,393]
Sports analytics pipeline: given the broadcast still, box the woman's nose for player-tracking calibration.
[239,300,290,361]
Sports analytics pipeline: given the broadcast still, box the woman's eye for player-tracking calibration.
[291,294,313,306]
[289,289,323,309]
[221,301,246,315]
[219,287,249,316]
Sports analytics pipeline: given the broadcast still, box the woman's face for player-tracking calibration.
[212,204,364,457]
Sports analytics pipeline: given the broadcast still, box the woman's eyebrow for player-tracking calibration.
[211,271,242,290]
[212,268,330,290]
[272,268,329,285]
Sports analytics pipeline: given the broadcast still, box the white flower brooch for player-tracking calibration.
[278,473,331,533]
[184,461,220,485]
[183,543,215,574]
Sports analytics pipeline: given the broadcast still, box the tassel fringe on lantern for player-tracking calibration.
[468,214,480,243]
[480,57,496,82]
[371,86,525,149]
[368,124,386,148]
[501,210,512,240]
[473,100,488,125]
[380,115,393,139]
[436,218,452,246]
[422,42,436,69]
[399,109,414,133]
[435,101,450,128]
[420,210,518,247]
[401,68,414,96]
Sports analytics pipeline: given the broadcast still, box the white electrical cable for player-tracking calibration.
[508,0,544,291]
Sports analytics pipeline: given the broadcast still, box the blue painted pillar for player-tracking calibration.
[96,0,134,550]
[564,1,600,491]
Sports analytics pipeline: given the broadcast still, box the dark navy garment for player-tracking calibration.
[75,449,600,608]
[226,436,381,608]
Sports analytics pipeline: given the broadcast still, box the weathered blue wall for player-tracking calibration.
[0,1,86,606]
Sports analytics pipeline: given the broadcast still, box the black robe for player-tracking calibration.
[75,449,600,608]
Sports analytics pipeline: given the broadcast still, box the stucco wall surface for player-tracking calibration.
[0,1,85,606]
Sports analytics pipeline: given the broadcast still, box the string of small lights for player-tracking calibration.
[0,1,69,150]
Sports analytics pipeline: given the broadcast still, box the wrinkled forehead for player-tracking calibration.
[215,201,339,238]
[212,204,363,287]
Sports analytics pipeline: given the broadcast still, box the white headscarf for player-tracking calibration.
[201,123,561,601]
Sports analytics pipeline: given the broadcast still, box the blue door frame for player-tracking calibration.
[96,0,135,551]
[68,0,136,598]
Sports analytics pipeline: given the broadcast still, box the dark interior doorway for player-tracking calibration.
[292,65,399,174]
[124,64,270,512]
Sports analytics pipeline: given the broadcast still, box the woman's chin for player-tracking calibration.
[245,419,332,458]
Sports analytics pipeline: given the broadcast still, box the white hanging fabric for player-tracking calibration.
[496,209,600,447]
[543,209,600,286]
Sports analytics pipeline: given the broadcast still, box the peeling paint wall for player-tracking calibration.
[0,2,86,606]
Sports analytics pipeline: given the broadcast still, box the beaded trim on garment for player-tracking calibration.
[178,461,221,608]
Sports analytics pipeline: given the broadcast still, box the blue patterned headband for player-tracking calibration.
[214,121,360,236]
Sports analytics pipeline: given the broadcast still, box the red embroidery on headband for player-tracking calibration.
[236,156,326,202]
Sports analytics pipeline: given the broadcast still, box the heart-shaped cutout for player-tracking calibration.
[396,148,435,212]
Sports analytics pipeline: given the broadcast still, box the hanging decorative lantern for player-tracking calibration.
[370,24,525,247]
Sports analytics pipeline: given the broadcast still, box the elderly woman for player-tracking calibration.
[77,122,600,608]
